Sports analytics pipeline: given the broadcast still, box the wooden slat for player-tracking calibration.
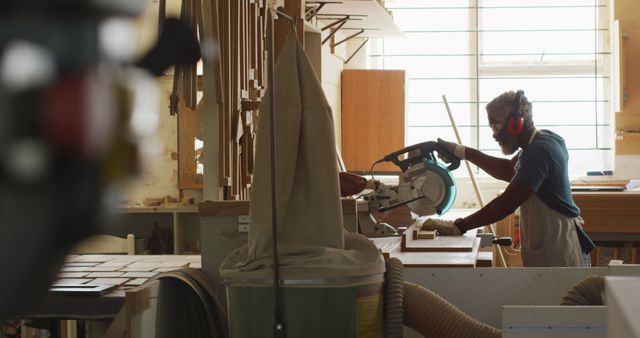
[250,2,258,81]
[341,70,405,172]
[199,198,357,217]
[178,101,201,189]
[199,200,250,217]
[220,0,230,187]
[240,0,247,97]
[202,0,267,200]
[228,0,238,191]
[258,8,265,85]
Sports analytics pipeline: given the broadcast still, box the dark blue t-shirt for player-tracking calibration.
[511,129,580,217]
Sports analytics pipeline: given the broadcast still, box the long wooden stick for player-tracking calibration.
[442,95,507,268]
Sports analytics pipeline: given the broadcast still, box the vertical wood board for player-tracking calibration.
[341,69,405,172]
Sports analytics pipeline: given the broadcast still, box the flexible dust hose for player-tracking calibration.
[560,275,605,306]
[384,258,404,338]
[404,282,502,338]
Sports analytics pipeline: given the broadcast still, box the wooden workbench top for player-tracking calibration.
[371,209,481,267]
[372,232,480,268]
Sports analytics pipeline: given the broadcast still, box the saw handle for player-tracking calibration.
[382,141,461,172]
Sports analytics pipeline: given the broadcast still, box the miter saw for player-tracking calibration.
[359,141,461,237]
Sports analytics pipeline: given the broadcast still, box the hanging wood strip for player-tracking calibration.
[174,0,275,199]
[219,0,230,189]
[178,101,200,189]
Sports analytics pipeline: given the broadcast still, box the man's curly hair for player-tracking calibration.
[485,90,534,133]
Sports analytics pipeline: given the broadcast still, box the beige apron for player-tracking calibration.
[519,194,584,267]
[516,129,584,267]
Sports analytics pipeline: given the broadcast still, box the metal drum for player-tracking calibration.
[226,276,384,338]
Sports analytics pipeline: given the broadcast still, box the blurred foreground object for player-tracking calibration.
[0,2,200,319]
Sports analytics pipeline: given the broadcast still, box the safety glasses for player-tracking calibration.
[489,122,506,135]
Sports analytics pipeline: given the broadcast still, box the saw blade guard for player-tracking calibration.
[399,158,457,216]
[382,141,460,172]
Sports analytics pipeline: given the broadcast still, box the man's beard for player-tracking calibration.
[499,135,519,155]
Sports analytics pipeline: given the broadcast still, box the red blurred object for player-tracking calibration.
[339,171,367,197]
[44,73,87,155]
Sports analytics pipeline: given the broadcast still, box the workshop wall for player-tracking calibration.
[322,32,349,151]
[613,0,640,177]
[121,78,180,205]
[119,0,181,205]
[122,3,350,204]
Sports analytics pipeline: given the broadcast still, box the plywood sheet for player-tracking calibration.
[50,284,115,296]
[53,255,202,295]
[86,272,125,278]
[60,266,94,272]
[121,272,158,278]
[58,272,89,278]
[54,279,91,285]
[86,278,130,286]
[125,278,148,286]
[342,70,405,172]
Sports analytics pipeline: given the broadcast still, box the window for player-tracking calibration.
[368,0,612,176]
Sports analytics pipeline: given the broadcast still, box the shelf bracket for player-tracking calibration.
[321,16,349,45]
[321,15,349,31]
[305,2,327,21]
[331,29,364,47]
[345,38,369,64]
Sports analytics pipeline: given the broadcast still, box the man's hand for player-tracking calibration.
[422,218,463,236]
[437,138,465,162]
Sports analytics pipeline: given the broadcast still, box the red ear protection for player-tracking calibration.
[507,90,524,136]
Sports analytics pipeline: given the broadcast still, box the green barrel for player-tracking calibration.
[226,277,384,338]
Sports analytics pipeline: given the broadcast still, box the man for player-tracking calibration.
[423,90,593,267]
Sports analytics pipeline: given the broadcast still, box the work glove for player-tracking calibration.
[437,138,465,162]
[422,218,462,236]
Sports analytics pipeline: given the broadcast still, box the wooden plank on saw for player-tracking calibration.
[401,222,477,253]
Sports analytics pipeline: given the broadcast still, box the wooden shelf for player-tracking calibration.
[116,206,198,214]
[316,0,403,38]
[115,206,199,255]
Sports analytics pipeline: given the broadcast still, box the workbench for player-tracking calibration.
[371,209,483,268]
[573,191,640,265]
[573,191,640,235]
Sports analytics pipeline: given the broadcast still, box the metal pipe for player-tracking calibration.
[266,7,287,338]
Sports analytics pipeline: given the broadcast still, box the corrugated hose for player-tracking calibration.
[560,275,605,306]
[385,257,501,338]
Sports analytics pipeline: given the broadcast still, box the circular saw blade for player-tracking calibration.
[398,167,448,217]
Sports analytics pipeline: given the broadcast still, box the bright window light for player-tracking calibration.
[370,0,613,176]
